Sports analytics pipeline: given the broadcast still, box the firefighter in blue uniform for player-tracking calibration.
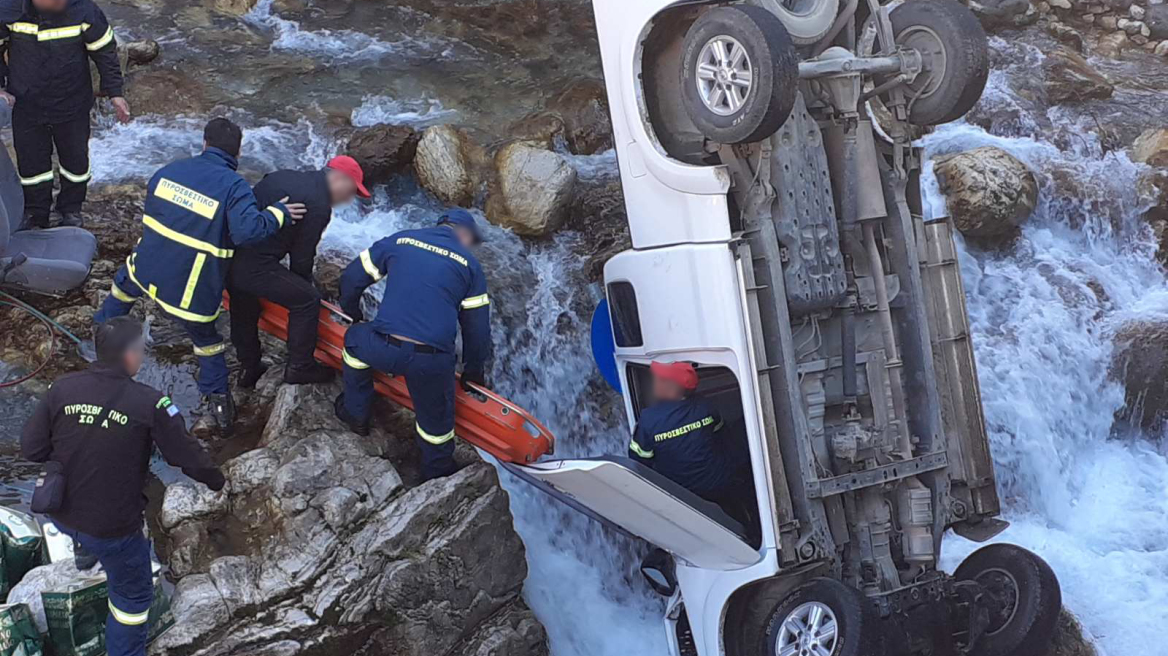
[94,118,306,432]
[334,209,492,481]
[628,362,748,504]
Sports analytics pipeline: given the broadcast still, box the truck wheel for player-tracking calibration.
[763,578,882,656]
[888,0,988,126]
[681,5,798,145]
[954,544,1061,656]
[754,0,841,45]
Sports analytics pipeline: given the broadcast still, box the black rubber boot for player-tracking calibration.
[284,362,334,385]
[59,212,83,228]
[239,362,270,389]
[17,213,48,231]
[73,539,99,571]
[333,393,370,436]
[204,392,237,437]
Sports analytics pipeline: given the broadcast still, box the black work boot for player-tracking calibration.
[59,212,83,228]
[202,392,237,437]
[17,213,48,231]
[284,362,334,385]
[333,393,370,436]
[73,539,99,571]
[239,362,270,389]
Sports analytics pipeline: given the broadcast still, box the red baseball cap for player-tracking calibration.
[327,155,371,199]
[650,361,699,391]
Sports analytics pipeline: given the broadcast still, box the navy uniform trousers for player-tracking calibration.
[94,267,229,395]
[54,524,152,656]
[342,322,457,480]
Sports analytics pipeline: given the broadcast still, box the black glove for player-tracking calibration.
[342,302,364,323]
[460,367,489,393]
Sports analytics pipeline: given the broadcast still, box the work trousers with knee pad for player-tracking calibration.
[342,322,458,480]
[53,524,152,656]
[95,266,230,395]
[227,258,321,372]
[13,108,91,220]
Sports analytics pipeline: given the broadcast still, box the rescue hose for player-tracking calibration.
[0,290,85,388]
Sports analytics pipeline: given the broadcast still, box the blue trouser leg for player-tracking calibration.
[183,320,228,395]
[94,266,141,324]
[54,525,152,656]
[405,351,458,481]
[341,323,398,422]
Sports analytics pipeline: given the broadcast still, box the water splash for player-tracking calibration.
[350,95,457,128]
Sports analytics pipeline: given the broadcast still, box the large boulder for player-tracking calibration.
[346,124,420,186]
[508,78,613,155]
[414,125,482,207]
[209,0,258,16]
[153,376,546,656]
[932,146,1039,239]
[124,68,212,117]
[486,142,577,237]
[967,0,1034,30]
[1146,4,1168,40]
[1111,319,1168,431]
[1043,48,1114,103]
[123,39,162,66]
[1130,128,1168,167]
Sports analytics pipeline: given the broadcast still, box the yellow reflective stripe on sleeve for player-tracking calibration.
[342,349,370,370]
[19,171,53,186]
[359,249,383,281]
[266,205,285,228]
[629,440,654,459]
[38,25,83,40]
[142,215,234,258]
[59,165,91,183]
[193,342,226,357]
[85,25,113,50]
[8,23,38,35]
[125,256,221,323]
[108,602,149,626]
[460,294,490,310]
[110,281,135,303]
[417,423,454,445]
[180,253,206,310]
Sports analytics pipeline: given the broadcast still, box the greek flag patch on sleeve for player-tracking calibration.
[167,404,180,417]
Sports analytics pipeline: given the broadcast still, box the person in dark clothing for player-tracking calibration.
[0,0,130,230]
[228,155,371,388]
[334,209,492,481]
[628,362,749,504]
[21,316,224,656]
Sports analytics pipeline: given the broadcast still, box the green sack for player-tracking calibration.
[0,604,43,656]
[42,577,107,656]
[0,509,45,593]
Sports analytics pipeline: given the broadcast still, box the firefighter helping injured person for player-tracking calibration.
[629,362,752,516]
[93,118,307,433]
[20,317,225,656]
[0,0,130,230]
[334,209,491,481]
[228,155,372,389]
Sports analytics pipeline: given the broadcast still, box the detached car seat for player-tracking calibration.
[0,104,96,295]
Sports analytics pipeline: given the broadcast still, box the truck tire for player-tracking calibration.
[754,0,841,45]
[954,544,1062,656]
[763,578,884,656]
[888,0,989,126]
[681,5,798,145]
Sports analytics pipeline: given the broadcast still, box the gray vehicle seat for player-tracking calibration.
[0,104,96,295]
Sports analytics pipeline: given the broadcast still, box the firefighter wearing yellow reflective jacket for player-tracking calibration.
[0,0,129,230]
[335,209,492,481]
[95,118,306,433]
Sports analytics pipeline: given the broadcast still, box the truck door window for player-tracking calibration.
[607,281,644,347]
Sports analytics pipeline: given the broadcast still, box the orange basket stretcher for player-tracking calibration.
[223,293,555,464]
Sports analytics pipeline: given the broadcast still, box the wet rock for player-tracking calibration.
[123,39,161,66]
[1147,4,1168,38]
[486,142,577,237]
[1050,608,1098,656]
[1131,128,1168,166]
[1156,40,1168,55]
[1044,48,1114,103]
[1095,31,1129,57]
[969,0,1034,29]
[209,0,258,16]
[153,378,547,656]
[1046,21,1085,51]
[125,68,211,117]
[346,124,420,185]
[1111,319,1168,430]
[933,146,1039,239]
[414,125,483,207]
[566,177,630,281]
[545,78,613,155]
[1132,4,1148,19]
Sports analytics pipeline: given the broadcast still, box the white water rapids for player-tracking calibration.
[65,19,1168,656]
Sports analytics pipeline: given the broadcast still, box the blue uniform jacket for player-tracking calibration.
[628,397,736,498]
[123,148,288,323]
[339,226,491,369]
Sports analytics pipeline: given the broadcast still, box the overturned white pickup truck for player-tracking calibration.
[509,1,1062,655]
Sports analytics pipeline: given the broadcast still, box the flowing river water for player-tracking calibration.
[1,4,1167,655]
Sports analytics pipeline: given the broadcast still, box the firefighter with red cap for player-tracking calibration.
[228,155,372,388]
[628,361,747,505]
